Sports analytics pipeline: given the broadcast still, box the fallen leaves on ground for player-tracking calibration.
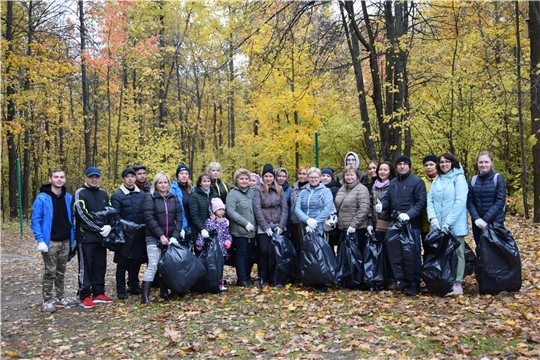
[1,216,540,358]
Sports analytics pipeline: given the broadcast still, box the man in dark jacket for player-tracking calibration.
[376,156,426,296]
[111,168,147,299]
[73,167,113,308]
[31,169,78,313]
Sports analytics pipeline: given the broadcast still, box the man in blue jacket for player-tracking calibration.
[31,169,78,313]
[376,156,426,296]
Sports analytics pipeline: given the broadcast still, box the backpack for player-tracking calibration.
[470,173,500,188]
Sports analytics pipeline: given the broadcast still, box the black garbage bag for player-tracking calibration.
[299,231,337,286]
[268,232,297,286]
[422,229,460,296]
[335,232,363,288]
[90,206,122,251]
[463,240,476,276]
[476,223,522,295]
[385,220,415,285]
[158,242,207,296]
[192,231,225,293]
[363,231,387,291]
[119,220,146,262]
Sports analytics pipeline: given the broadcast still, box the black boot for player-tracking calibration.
[159,277,170,300]
[141,281,152,304]
[128,264,142,295]
[257,277,266,289]
[116,265,128,299]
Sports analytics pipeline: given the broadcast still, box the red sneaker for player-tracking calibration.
[80,297,96,309]
[92,294,113,303]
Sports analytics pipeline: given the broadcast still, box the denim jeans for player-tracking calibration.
[234,237,253,282]
[142,244,161,282]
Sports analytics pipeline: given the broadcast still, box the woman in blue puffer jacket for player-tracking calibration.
[427,153,468,296]
[467,150,506,244]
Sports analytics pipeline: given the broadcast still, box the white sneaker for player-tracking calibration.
[56,298,79,307]
[219,284,228,291]
[446,283,463,296]
[42,301,56,313]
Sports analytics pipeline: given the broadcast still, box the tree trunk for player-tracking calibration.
[530,1,540,222]
[79,0,92,168]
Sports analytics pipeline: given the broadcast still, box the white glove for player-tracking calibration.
[367,226,374,235]
[180,230,185,239]
[398,213,410,222]
[430,218,440,230]
[245,222,255,232]
[169,237,178,244]
[276,227,283,235]
[100,225,112,237]
[225,219,230,227]
[442,223,450,234]
[347,226,356,234]
[265,228,273,237]
[37,242,48,252]
[306,218,317,229]
[475,218,487,230]
[305,226,315,233]
[201,229,209,238]
[375,199,383,213]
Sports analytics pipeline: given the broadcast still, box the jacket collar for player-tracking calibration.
[120,184,140,195]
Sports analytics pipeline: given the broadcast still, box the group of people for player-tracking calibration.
[31,150,506,312]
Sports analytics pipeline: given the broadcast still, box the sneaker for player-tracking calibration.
[56,298,79,307]
[42,300,57,313]
[80,297,96,309]
[92,294,113,303]
[219,284,228,291]
[446,283,463,296]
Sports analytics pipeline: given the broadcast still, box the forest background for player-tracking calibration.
[2,0,540,222]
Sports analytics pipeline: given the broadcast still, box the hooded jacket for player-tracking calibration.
[189,187,218,233]
[171,180,195,230]
[253,182,288,231]
[427,166,469,236]
[334,179,370,230]
[143,191,183,240]
[294,183,334,234]
[226,184,257,238]
[31,184,75,247]
[380,171,426,229]
[338,151,369,186]
[467,169,506,225]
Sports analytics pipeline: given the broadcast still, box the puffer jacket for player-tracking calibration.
[111,184,146,224]
[226,184,257,238]
[253,183,288,231]
[467,169,506,224]
[334,179,370,230]
[143,191,183,240]
[189,187,217,233]
[290,181,309,224]
[427,166,469,236]
[380,171,426,229]
[294,183,334,234]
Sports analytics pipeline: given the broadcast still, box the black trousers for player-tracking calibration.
[78,242,107,300]
[257,233,271,280]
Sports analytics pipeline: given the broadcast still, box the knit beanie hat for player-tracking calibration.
[250,173,261,184]
[396,155,411,166]
[422,155,437,165]
[176,164,190,177]
[262,164,274,177]
[321,168,334,178]
[211,197,226,213]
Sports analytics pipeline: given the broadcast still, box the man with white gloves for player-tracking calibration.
[31,169,78,313]
[73,166,113,309]
[376,156,426,296]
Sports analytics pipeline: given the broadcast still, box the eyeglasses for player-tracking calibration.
[439,160,452,165]
[298,172,307,175]
[308,176,320,179]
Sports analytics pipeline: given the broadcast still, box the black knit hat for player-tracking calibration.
[176,164,190,177]
[396,155,411,166]
[121,167,136,178]
[422,155,437,165]
[262,164,274,177]
[321,168,334,178]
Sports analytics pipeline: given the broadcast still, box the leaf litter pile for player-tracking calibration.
[2,216,540,359]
